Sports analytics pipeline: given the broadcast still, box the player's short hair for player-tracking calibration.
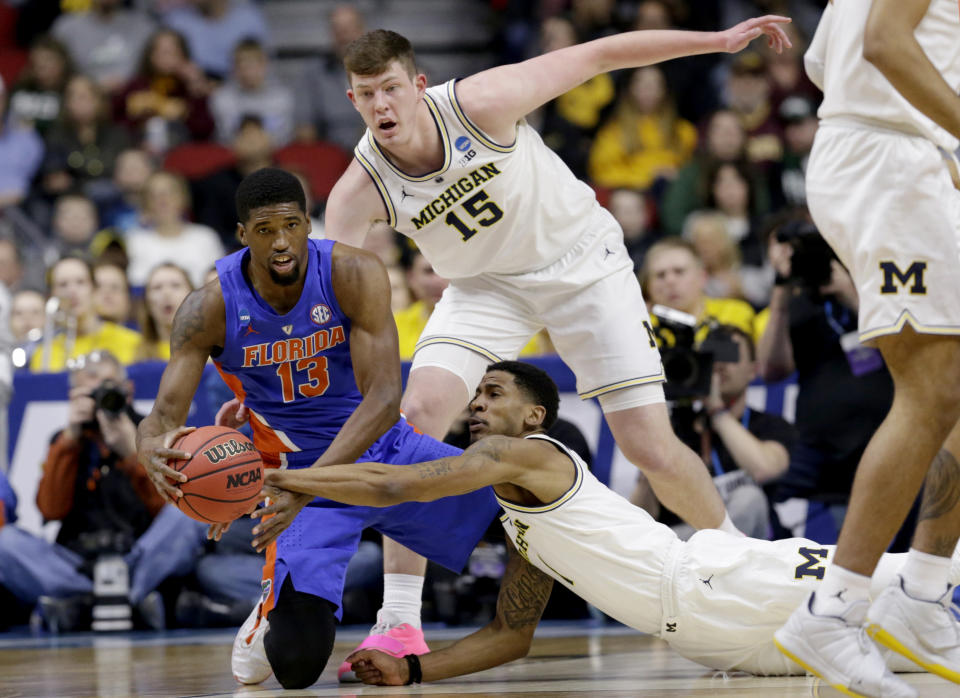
[343,29,416,81]
[235,167,307,223]
[486,361,559,430]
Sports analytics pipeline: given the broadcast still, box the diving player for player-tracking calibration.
[264,360,960,685]
[136,168,498,690]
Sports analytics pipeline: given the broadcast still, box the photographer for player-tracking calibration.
[0,350,220,631]
[642,238,759,344]
[758,218,895,540]
[636,323,795,539]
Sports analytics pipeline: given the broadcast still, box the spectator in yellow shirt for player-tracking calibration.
[641,238,759,345]
[588,65,697,191]
[31,256,142,371]
[394,251,552,361]
[134,262,193,362]
[393,251,449,361]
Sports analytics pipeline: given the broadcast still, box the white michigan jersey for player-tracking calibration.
[497,434,678,636]
[809,0,960,151]
[354,80,613,278]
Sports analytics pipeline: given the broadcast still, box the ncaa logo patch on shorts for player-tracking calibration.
[455,136,472,152]
[311,303,332,326]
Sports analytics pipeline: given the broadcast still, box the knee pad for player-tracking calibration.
[264,576,337,689]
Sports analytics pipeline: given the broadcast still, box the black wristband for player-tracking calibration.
[404,654,423,685]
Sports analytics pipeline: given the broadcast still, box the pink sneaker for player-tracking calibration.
[337,620,430,682]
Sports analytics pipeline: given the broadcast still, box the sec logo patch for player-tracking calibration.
[311,303,332,326]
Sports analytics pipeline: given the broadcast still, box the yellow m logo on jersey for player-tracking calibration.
[879,261,927,295]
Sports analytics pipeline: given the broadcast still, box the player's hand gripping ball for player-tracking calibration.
[169,426,262,523]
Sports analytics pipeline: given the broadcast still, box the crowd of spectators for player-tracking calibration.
[0,0,911,631]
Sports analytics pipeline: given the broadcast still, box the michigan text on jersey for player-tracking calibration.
[411,163,502,230]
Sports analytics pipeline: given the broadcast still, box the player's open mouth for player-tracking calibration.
[378,119,397,133]
[271,256,294,273]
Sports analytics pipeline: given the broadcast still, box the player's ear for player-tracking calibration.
[346,87,358,110]
[236,223,247,246]
[526,404,546,430]
[414,73,427,94]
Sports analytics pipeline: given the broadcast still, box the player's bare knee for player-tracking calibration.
[618,433,677,478]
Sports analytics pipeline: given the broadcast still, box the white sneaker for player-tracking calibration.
[773,592,917,698]
[867,576,960,684]
[232,601,272,685]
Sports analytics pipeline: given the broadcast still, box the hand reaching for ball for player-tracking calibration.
[137,425,194,503]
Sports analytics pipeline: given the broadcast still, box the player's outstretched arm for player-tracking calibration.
[347,538,553,685]
[456,15,791,141]
[322,160,390,248]
[864,0,960,140]
[136,282,225,502]
[263,435,529,507]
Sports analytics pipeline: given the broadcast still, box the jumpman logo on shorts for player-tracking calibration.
[700,574,714,590]
[602,245,616,260]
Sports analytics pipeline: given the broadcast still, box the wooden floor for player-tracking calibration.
[0,623,956,697]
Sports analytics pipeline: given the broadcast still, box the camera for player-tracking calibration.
[91,381,128,416]
[651,305,740,401]
[775,219,835,288]
[81,380,129,431]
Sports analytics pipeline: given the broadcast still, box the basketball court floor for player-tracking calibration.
[1,622,956,697]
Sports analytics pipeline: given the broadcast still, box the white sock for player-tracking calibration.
[380,573,424,629]
[717,512,744,536]
[813,564,872,616]
[901,548,952,601]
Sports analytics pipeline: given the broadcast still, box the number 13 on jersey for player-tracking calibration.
[276,357,330,403]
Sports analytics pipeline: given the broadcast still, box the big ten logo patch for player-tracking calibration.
[455,136,476,167]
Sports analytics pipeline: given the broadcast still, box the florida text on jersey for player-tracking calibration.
[213,238,369,455]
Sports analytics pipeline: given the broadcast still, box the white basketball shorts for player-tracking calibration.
[411,213,665,409]
[806,122,960,343]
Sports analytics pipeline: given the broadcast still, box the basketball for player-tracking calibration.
[170,426,263,524]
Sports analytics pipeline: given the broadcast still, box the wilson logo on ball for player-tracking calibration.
[226,468,262,489]
[203,439,257,464]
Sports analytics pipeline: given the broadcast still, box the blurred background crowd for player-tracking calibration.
[0,0,908,635]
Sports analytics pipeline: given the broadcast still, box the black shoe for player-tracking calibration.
[35,594,93,633]
[175,591,255,628]
[134,591,166,631]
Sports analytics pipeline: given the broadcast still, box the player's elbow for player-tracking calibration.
[490,618,536,661]
[862,27,896,71]
[377,479,415,507]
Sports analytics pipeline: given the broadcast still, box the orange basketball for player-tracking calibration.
[170,426,263,524]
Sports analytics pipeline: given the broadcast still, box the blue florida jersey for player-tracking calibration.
[214,238,375,455]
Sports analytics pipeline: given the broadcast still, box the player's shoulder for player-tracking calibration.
[326,159,386,221]
[329,242,389,311]
[175,276,226,335]
[471,434,555,462]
